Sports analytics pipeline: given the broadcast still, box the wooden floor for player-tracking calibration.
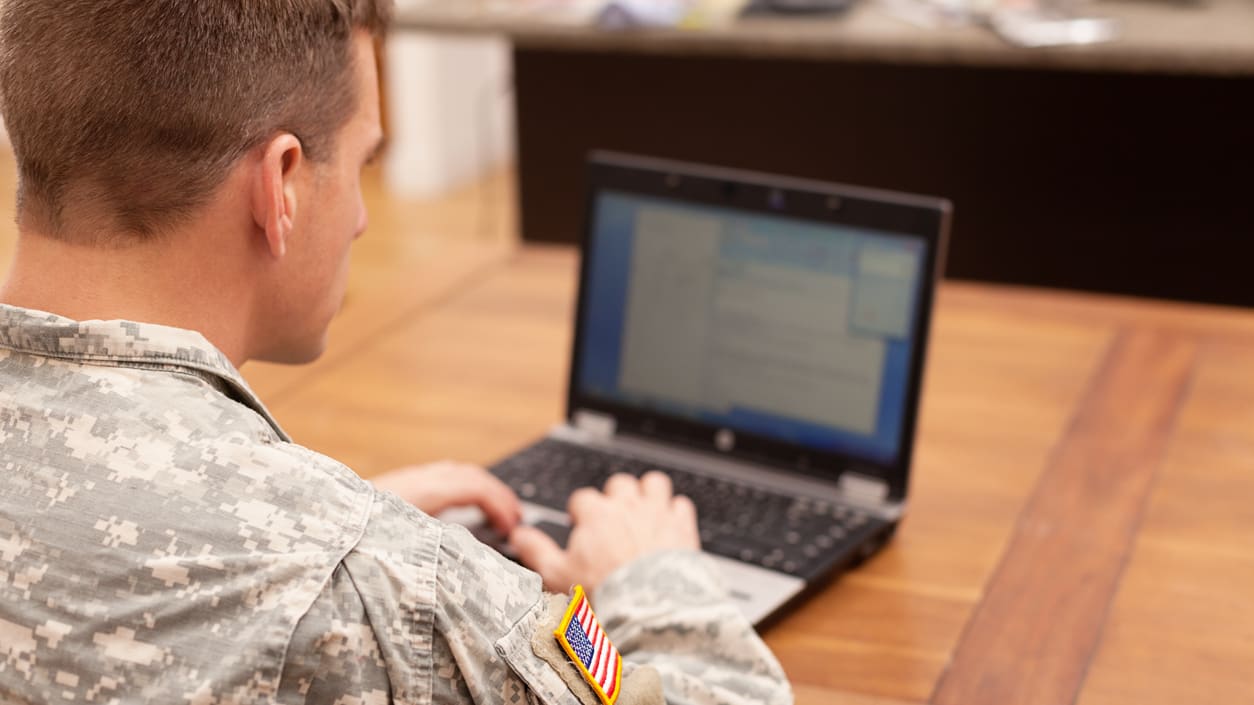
[1,148,1252,705]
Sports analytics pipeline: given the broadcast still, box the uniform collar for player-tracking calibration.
[0,303,290,441]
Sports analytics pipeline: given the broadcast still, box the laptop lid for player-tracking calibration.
[567,152,950,503]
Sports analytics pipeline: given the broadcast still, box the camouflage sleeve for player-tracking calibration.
[277,563,394,705]
[433,521,581,704]
[594,551,794,705]
[318,489,582,704]
[275,555,502,705]
[434,526,792,705]
[287,490,789,705]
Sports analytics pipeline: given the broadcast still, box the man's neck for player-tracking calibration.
[0,228,258,367]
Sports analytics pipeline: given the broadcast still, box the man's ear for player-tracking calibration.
[251,133,304,259]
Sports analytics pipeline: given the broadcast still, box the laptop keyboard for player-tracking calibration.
[490,438,886,579]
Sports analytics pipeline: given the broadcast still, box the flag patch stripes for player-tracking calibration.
[553,585,622,705]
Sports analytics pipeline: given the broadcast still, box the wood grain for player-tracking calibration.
[1075,340,1254,705]
[1076,539,1254,705]
[931,331,1197,705]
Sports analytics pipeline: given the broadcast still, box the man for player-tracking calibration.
[0,2,792,704]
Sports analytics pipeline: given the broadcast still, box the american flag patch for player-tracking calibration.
[553,585,622,705]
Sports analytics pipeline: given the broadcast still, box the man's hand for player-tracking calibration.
[371,461,522,535]
[509,471,700,593]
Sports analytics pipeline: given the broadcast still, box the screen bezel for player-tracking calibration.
[567,152,950,502]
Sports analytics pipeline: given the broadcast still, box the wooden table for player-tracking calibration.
[244,242,1254,705]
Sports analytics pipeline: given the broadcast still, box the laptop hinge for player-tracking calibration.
[572,409,617,441]
[838,471,889,506]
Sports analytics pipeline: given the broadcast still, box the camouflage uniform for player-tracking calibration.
[0,304,792,705]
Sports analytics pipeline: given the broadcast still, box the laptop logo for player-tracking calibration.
[715,429,735,452]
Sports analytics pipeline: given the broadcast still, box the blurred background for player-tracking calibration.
[3,0,1251,306]
[381,0,1254,305]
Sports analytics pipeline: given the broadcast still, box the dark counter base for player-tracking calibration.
[514,47,1254,307]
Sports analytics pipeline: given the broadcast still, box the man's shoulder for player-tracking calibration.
[5,329,361,486]
[0,338,385,558]
[0,362,401,704]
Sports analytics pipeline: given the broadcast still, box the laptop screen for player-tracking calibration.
[576,189,929,467]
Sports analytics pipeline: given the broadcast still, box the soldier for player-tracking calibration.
[0,2,792,705]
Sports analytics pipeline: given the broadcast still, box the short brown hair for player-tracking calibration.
[0,0,392,240]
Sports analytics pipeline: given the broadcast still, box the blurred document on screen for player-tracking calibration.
[852,246,917,339]
[707,260,884,435]
[618,205,887,436]
[618,206,720,407]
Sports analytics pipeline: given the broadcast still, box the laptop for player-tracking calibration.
[447,152,950,627]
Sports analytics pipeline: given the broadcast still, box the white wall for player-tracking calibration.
[383,32,514,199]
